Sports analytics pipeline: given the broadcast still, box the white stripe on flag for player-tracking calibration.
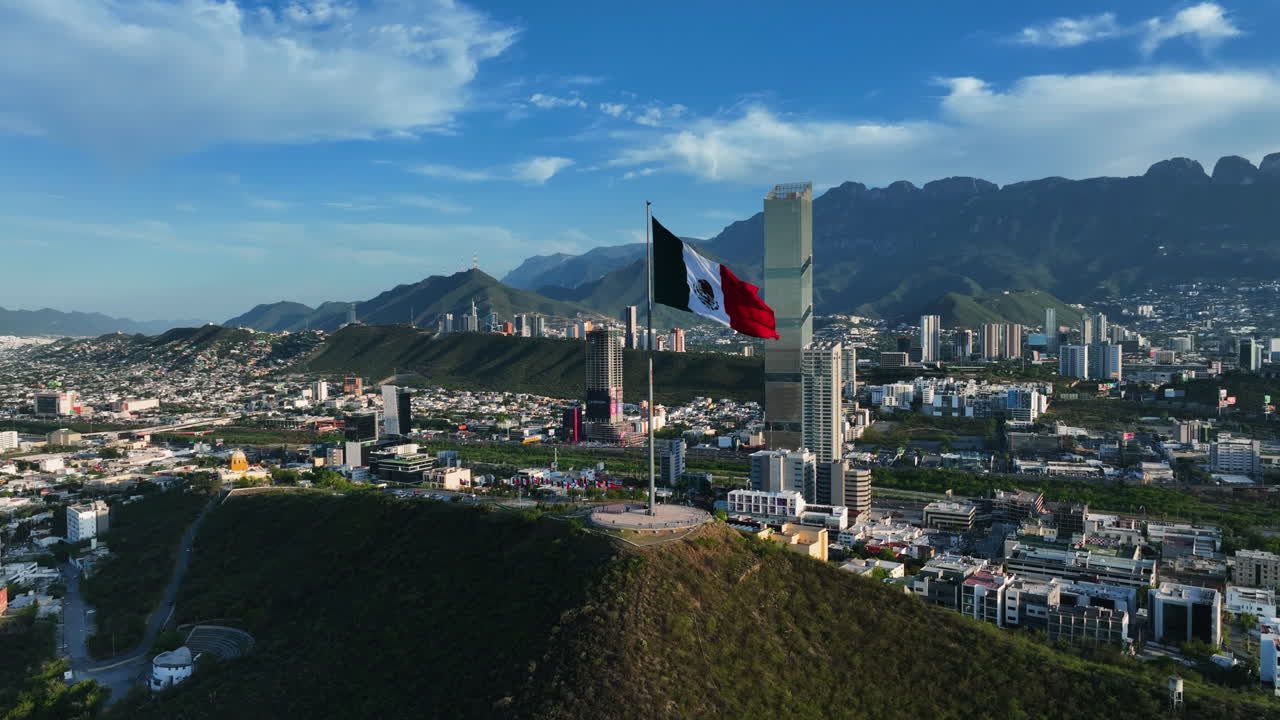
[681,243,731,327]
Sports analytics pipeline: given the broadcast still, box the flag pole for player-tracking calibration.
[646,200,656,516]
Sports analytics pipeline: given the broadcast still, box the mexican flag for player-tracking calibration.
[652,217,779,339]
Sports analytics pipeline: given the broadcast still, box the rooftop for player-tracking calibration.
[765,182,813,200]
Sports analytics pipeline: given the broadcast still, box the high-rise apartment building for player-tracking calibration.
[841,346,858,399]
[920,314,941,363]
[1059,345,1089,379]
[622,306,638,349]
[1210,436,1261,475]
[1080,316,1093,346]
[1235,549,1280,589]
[1088,343,1123,381]
[1093,313,1108,344]
[514,314,529,337]
[658,438,686,485]
[1003,324,1024,360]
[1044,308,1057,352]
[957,328,974,360]
[532,315,547,338]
[750,448,816,501]
[313,380,328,403]
[763,182,813,450]
[802,342,843,463]
[342,375,362,395]
[981,323,1002,360]
[585,328,624,425]
[0,430,18,451]
[669,328,686,353]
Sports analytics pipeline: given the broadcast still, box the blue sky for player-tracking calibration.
[4,0,1280,321]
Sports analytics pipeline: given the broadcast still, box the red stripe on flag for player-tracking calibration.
[719,264,779,339]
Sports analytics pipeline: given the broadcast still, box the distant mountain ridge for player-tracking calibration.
[226,269,601,332]
[0,306,195,337]
[525,153,1280,322]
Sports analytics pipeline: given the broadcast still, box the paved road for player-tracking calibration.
[62,494,217,703]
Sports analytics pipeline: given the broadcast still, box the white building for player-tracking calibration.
[66,500,110,542]
[920,314,940,363]
[111,398,160,413]
[923,501,977,531]
[1149,582,1222,647]
[150,646,194,690]
[0,430,17,451]
[728,489,805,519]
[801,342,843,463]
[1210,436,1261,476]
[314,381,329,403]
[1225,586,1277,618]
[749,448,816,501]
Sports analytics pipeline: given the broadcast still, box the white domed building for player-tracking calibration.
[150,646,194,690]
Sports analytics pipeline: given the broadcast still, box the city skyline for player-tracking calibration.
[5,2,1280,319]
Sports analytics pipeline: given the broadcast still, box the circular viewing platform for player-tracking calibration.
[589,503,710,534]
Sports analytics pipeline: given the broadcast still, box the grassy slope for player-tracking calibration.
[299,325,764,404]
[114,495,1277,720]
[109,493,615,719]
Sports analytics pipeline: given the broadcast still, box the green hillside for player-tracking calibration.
[110,494,1277,720]
[298,324,763,404]
[919,289,1085,330]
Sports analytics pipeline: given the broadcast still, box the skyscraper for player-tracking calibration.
[669,327,686,353]
[622,305,638,349]
[1093,313,1108,344]
[514,314,529,337]
[981,323,1002,360]
[802,342,843,463]
[467,301,479,333]
[841,346,858,399]
[585,327,624,425]
[381,385,411,437]
[1080,316,1093,346]
[1060,345,1089,379]
[1003,324,1024,360]
[532,315,547,338]
[920,314,941,363]
[1044,308,1057,352]
[1089,343,1123,381]
[957,328,974,360]
[1240,337,1261,371]
[763,182,814,450]
[313,380,328,403]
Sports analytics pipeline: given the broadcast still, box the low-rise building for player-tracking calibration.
[839,558,905,579]
[961,570,1013,626]
[1047,605,1129,647]
[425,467,472,490]
[1225,586,1277,618]
[1149,582,1222,647]
[46,428,81,446]
[150,647,194,690]
[912,555,988,611]
[768,524,828,562]
[922,501,977,531]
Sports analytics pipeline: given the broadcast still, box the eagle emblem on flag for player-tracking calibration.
[695,279,719,310]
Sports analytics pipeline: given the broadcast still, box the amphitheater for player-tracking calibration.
[182,625,256,661]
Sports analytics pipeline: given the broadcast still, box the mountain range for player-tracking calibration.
[0,306,199,337]
[511,153,1280,324]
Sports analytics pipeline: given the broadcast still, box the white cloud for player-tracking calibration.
[394,194,470,214]
[611,69,1280,186]
[1013,3,1242,55]
[622,167,658,180]
[0,0,517,161]
[634,103,688,127]
[511,156,574,184]
[600,102,628,117]
[413,156,574,184]
[561,75,604,86]
[528,93,587,109]
[175,202,197,213]
[1015,12,1120,48]
[1141,2,1242,56]
[324,201,387,211]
